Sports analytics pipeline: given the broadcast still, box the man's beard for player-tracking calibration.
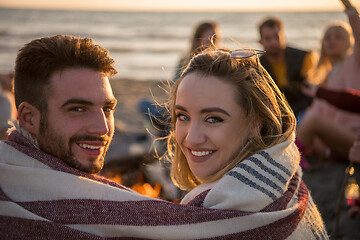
[37,115,112,174]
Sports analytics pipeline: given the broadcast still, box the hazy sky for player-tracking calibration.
[1,0,359,12]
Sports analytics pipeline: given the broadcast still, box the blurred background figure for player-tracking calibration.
[297,0,360,162]
[296,0,360,226]
[0,72,16,140]
[173,21,220,81]
[138,21,221,142]
[258,16,317,122]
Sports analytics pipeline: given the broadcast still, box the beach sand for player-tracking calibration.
[303,159,360,239]
[107,78,360,239]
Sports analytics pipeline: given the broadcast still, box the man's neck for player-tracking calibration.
[266,49,285,64]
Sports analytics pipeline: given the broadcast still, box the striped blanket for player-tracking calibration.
[0,130,328,239]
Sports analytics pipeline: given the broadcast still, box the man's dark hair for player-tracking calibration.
[258,17,283,37]
[14,35,117,112]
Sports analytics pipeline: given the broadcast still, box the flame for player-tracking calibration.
[106,172,162,198]
[108,174,123,185]
[131,182,162,198]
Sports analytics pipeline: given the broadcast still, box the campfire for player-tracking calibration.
[99,153,177,200]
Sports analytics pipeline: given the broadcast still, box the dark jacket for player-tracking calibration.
[260,46,313,117]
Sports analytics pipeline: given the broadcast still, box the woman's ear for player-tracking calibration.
[17,102,41,139]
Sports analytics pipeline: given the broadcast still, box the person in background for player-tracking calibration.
[258,17,317,121]
[165,48,328,239]
[297,0,360,163]
[138,21,221,140]
[301,82,360,218]
[0,72,16,140]
[173,21,220,81]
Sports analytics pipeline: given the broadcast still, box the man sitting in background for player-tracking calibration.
[258,17,316,121]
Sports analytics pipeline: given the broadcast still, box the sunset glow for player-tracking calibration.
[1,0,359,12]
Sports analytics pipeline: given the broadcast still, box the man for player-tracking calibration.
[0,35,327,239]
[258,17,316,119]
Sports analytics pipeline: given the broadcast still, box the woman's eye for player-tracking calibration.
[103,107,115,113]
[206,116,223,123]
[176,113,189,121]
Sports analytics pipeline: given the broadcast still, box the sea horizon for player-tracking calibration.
[0,7,348,81]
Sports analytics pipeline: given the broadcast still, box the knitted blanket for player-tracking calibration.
[0,130,328,239]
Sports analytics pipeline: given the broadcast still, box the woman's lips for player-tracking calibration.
[187,148,215,162]
[191,150,214,156]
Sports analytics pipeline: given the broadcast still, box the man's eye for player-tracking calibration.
[206,116,223,123]
[70,107,85,112]
[176,113,188,121]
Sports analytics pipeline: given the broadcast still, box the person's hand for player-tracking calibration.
[301,82,318,98]
[349,136,360,163]
[341,0,359,16]
[340,0,353,9]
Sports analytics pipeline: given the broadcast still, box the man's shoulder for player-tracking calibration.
[285,46,309,56]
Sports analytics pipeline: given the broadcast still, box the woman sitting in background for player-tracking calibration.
[297,0,360,162]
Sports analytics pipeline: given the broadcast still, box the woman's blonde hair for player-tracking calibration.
[165,49,296,191]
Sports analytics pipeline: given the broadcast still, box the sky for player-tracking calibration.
[0,0,359,12]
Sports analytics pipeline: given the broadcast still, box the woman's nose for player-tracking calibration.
[185,122,206,146]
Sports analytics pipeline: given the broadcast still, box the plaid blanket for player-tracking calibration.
[0,130,328,239]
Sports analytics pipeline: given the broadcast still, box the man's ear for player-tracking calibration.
[17,102,41,138]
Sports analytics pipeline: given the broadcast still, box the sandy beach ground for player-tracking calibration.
[106,78,360,239]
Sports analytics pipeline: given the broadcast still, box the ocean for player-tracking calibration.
[0,8,347,81]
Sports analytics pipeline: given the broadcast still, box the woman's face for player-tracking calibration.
[174,72,254,179]
[323,27,348,59]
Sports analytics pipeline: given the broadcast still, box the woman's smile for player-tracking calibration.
[175,72,253,179]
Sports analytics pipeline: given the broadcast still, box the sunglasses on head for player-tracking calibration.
[211,48,266,59]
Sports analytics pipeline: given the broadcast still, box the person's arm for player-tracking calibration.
[302,83,360,113]
[316,87,360,113]
[341,0,360,66]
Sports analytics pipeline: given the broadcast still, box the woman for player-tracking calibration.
[165,48,329,239]
[173,21,220,82]
[138,21,220,139]
[297,0,360,160]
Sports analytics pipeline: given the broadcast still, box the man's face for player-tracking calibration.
[37,68,117,173]
[259,26,286,56]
